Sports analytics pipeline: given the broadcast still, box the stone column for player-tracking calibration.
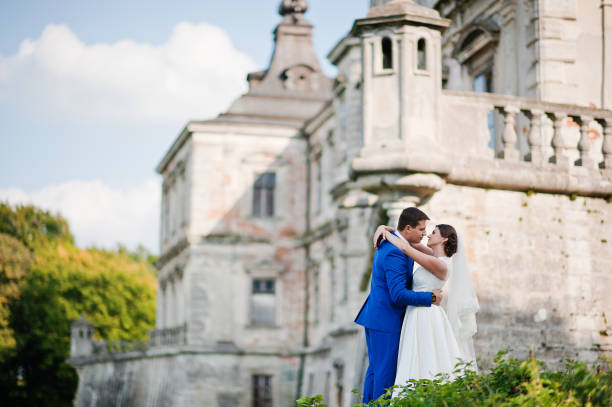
[526,109,545,165]
[536,0,578,104]
[549,112,569,168]
[575,116,595,168]
[499,1,519,96]
[399,27,410,142]
[361,33,374,154]
[501,105,520,160]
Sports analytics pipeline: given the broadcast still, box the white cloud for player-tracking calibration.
[0,179,161,252]
[0,22,256,124]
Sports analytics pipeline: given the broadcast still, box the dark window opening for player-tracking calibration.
[417,38,427,70]
[253,172,276,217]
[252,279,275,294]
[252,375,273,407]
[382,37,393,70]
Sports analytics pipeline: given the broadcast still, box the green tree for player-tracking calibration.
[0,202,157,407]
[0,202,73,249]
[0,233,33,359]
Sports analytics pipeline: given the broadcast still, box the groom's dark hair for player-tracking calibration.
[397,207,429,231]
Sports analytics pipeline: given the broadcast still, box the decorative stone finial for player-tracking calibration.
[279,0,308,16]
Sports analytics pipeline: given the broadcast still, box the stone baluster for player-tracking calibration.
[600,119,612,171]
[524,109,544,165]
[548,112,569,168]
[500,105,519,160]
[575,115,594,168]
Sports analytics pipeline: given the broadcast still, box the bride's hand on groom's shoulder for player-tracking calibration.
[373,225,392,248]
[373,225,396,248]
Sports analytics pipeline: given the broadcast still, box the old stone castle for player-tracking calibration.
[68,0,612,406]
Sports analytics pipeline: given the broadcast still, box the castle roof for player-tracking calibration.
[213,0,333,127]
[72,314,93,328]
[355,0,450,32]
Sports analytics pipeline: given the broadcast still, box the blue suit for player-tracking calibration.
[355,236,432,402]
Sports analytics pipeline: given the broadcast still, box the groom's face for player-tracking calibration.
[400,220,428,244]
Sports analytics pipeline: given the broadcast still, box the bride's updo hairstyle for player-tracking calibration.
[437,224,458,257]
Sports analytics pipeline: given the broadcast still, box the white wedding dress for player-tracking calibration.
[393,257,465,389]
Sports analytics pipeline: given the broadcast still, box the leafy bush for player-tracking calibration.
[0,202,73,249]
[296,350,612,407]
[0,233,33,359]
[0,202,157,407]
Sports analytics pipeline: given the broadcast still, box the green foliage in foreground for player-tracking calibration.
[297,351,612,407]
[0,202,157,407]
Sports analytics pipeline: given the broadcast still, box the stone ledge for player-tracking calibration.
[442,90,612,118]
[350,147,612,199]
[449,157,612,198]
[68,345,304,367]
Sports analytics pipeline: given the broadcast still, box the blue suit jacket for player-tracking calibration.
[355,237,432,333]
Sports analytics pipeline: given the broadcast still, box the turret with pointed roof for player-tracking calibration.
[213,0,333,127]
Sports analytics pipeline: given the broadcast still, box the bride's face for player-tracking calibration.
[426,227,447,248]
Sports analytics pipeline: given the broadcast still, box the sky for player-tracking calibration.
[0,0,368,252]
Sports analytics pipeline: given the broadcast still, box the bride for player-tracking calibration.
[373,223,479,388]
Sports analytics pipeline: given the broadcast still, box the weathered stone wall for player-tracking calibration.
[71,350,300,407]
[301,184,611,405]
[420,184,612,365]
[185,240,306,349]
[184,124,307,348]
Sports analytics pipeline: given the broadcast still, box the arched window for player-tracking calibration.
[417,38,427,70]
[381,37,393,70]
[453,23,499,92]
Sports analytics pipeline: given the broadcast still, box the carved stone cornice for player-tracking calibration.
[156,237,189,269]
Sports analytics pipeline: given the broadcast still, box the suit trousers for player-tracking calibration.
[362,327,400,403]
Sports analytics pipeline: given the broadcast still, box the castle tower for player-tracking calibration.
[70,315,94,358]
[221,0,332,122]
[356,0,450,158]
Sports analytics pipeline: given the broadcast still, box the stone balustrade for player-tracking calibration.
[439,91,612,197]
[70,318,188,361]
[92,340,147,355]
[443,91,612,169]
[148,323,188,347]
[352,91,612,203]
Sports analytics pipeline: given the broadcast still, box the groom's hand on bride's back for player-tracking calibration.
[432,289,443,306]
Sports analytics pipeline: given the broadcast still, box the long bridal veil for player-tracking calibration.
[441,234,479,368]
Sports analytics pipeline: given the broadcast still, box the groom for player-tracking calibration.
[355,207,443,403]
